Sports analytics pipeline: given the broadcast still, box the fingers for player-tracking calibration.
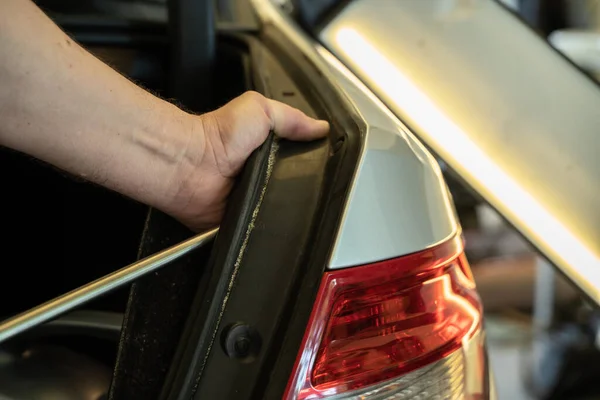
[202,91,330,170]
[230,91,329,141]
[262,96,330,141]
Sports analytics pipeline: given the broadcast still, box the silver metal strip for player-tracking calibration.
[0,228,218,343]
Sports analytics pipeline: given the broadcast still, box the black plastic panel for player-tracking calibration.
[258,25,363,400]
[161,27,364,400]
[168,0,215,113]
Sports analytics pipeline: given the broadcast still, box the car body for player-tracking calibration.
[4,0,597,399]
[309,0,600,303]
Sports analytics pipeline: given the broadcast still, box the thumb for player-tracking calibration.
[261,96,330,141]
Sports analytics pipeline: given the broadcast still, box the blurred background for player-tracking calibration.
[444,1,600,399]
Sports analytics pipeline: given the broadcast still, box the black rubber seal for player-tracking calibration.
[162,25,364,400]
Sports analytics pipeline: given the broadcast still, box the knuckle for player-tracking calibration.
[241,90,264,103]
[239,91,271,128]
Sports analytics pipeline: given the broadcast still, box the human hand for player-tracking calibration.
[164,91,330,231]
[0,0,328,231]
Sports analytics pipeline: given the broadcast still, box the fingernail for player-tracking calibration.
[317,120,330,131]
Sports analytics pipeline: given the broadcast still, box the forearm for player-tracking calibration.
[0,0,200,211]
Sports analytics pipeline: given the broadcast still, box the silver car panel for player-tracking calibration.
[319,0,600,302]
[320,50,459,268]
[251,0,459,268]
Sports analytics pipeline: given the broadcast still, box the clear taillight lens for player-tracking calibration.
[284,235,485,399]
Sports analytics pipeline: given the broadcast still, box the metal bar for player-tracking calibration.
[0,227,219,344]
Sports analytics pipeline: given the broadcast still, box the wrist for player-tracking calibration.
[101,101,206,217]
[151,110,209,219]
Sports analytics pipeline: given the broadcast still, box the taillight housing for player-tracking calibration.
[284,235,484,399]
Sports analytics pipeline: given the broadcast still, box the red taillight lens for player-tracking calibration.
[284,235,482,399]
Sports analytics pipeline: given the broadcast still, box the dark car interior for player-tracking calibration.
[1,0,256,397]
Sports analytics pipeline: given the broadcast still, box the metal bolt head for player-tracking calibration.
[221,323,261,363]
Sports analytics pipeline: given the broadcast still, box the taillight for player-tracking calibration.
[284,234,483,399]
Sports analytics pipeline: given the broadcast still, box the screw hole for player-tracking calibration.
[333,136,345,152]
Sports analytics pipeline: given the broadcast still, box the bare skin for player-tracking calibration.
[0,0,329,231]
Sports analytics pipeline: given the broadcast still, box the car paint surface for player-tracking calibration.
[319,49,460,268]
[252,0,459,268]
[318,0,600,303]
